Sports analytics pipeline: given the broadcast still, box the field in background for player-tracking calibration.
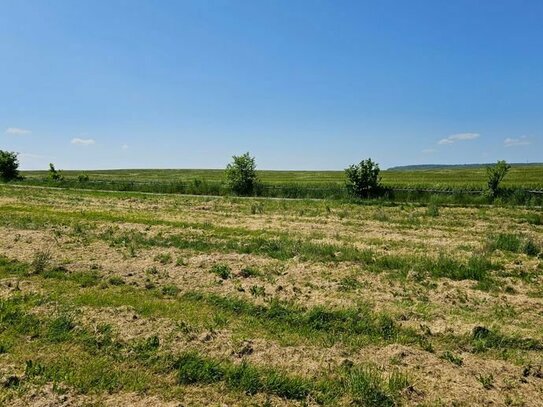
[20,164,543,190]
[0,184,542,406]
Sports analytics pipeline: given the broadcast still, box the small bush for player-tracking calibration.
[345,158,381,198]
[225,152,259,196]
[486,160,510,198]
[48,163,64,181]
[78,174,90,182]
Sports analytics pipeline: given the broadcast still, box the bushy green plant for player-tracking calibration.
[486,160,510,198]
[0,150,20,181]
[225,152,259,196]
[49,163,63,181]
[345,158,381,198]
[211,263,231,279]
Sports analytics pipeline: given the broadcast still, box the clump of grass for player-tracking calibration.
[108,276,125,286]
[161,284,180,297]
[470,326,542,352]
[146,266,159,275]
[522,238,540,256]
[489,233,522,252]
[440,351,463,366]
[186,293,411,343]
[31,249,52,274]
[176,352,312,400]
[338,276,361,291]
[488,233,540,256]
[154,253,172,264]
[426,203,440,217]
[249,285,266,297]
[175,257,188,266]
[250,202,264,215]
[477,373,494,389]
[132,335,160,361]
[239,266,260,278]
[521,213,542,225]
[342,365,409,407]
[211,264,231,280]
[47,314,75,343]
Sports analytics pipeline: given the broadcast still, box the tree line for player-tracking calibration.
[0,149,512,199]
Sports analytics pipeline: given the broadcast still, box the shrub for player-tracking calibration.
[345,158,381,198]
[486,160,510,198]
[225,152,259,196]
[78,173,90,182]
[0,150,20,181]
[48,163,63,181]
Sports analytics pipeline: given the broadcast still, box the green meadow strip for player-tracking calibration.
[0,293,410,405]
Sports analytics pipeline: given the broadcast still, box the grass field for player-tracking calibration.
[0,184,542,405]
[20,164,543,189]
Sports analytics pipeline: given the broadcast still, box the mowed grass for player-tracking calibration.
[0,185,542,405]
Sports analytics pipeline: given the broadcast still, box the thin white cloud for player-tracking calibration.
[438,133,480,145]
[5,127,31,135]
[71,138,95,146]
[421,148,437,154]
[121,144,129,150]
[504,136,531,147]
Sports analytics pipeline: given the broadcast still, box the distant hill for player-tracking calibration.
[387,163,543,171]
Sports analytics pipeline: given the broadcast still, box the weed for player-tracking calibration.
[440,351,463,366]
[175,257,188,266]
[250,202,264,215]
[154,253,172,264]
[211,264,231,280]
[161,285,180,297]
[239,266,260,278]
[426,203,440,217]
[108,276,125,286]
[249,285,266,297]
[47,314,75,343]
[477,373,494,389]
[338,276,361,291]
[31,249,52,274]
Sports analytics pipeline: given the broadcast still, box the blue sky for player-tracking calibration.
[1,0,541,170]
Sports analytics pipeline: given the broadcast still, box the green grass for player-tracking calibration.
[19,165,543,189]
[9,165,543,203]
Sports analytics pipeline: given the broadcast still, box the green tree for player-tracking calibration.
[48,163,63,181]
[345,158,381,198]
[225,152,259,195]
[486,160,510,198]
[0,150,20,181]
